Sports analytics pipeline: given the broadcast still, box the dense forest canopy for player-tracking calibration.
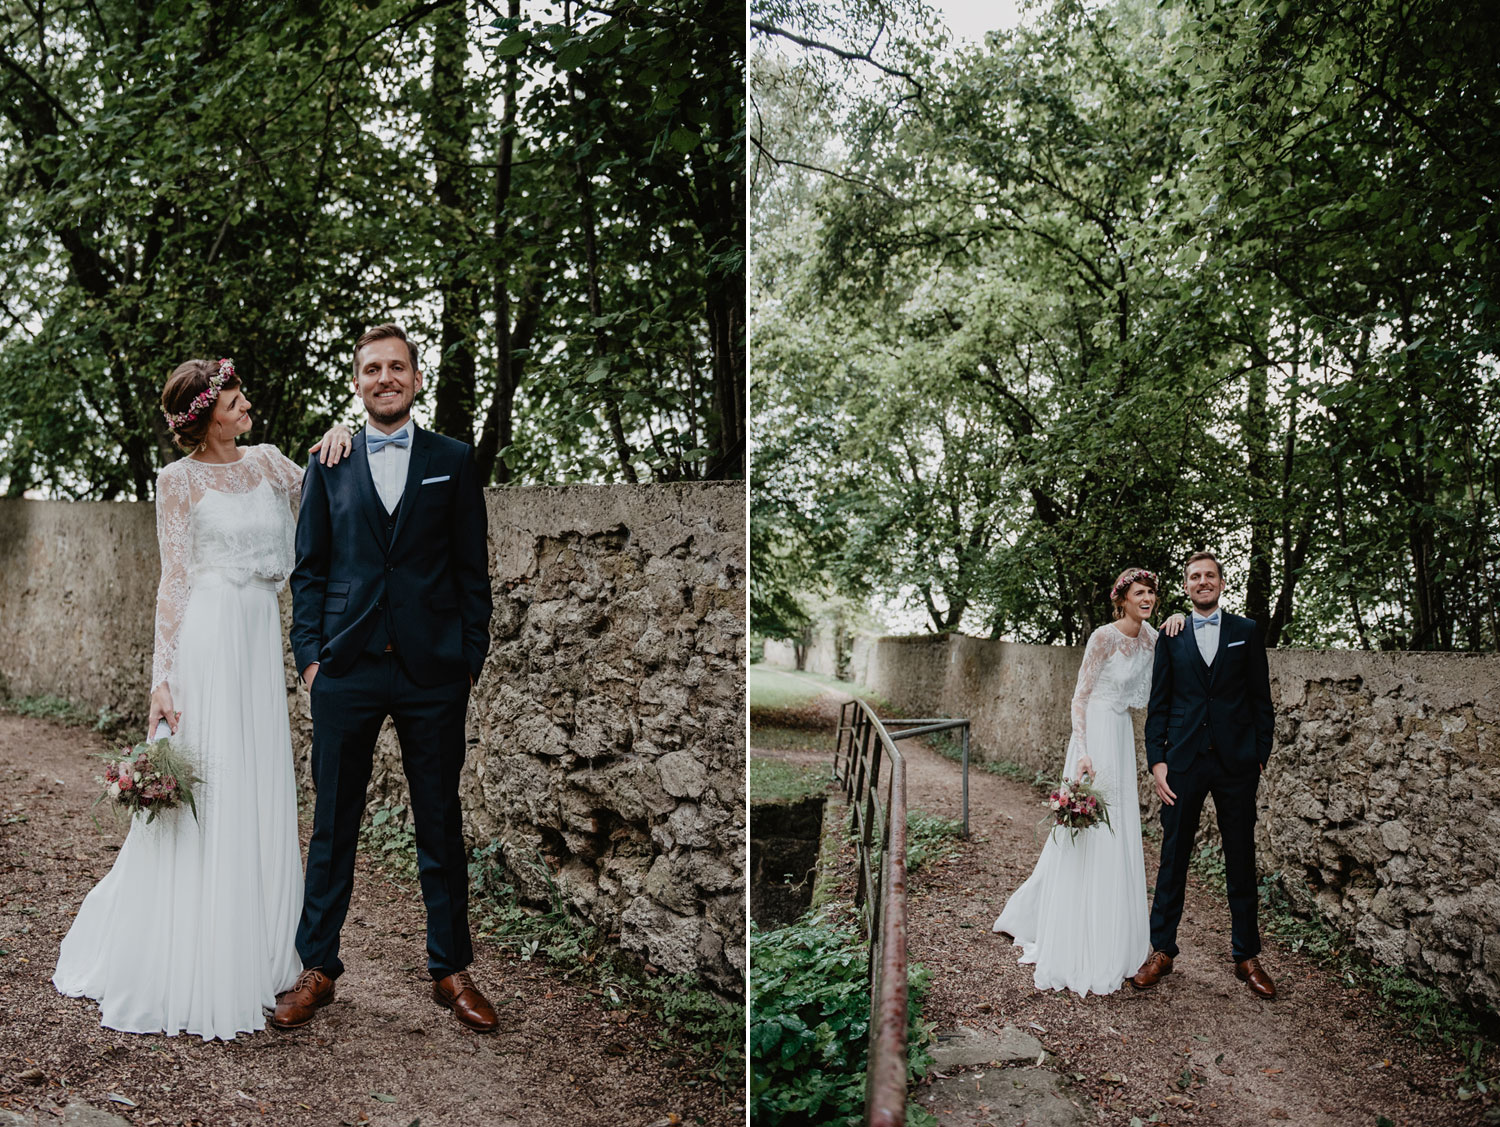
[0,0,744,499]
[751,0,1500,651]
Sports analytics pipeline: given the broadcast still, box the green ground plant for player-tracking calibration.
[905,810,963,873]
[2,693,131,737]
[467,838,744,1094]
[926,731,1052,794]
[355,812,743,1096]
[751,911,935,1126]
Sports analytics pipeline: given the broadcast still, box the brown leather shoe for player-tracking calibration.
[269,967,335,1029]
[432,970,499,1033]
[1130,950,1174,990]
[1235,957,1276,998]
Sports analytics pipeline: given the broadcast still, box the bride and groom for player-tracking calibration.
[53,324,500,1039]
[994,554,1277,1000]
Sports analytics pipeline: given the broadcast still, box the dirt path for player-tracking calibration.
[752,677,1491,1127]
[900,733,1489,1127]
[0,713,739,1127]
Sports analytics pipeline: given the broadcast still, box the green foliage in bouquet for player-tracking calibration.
[94,739,201,826]
[751,913,934,1126]
[1038,772,1113,844]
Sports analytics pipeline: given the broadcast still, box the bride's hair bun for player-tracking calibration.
[161,359,240,452]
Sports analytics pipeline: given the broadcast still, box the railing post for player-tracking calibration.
[961,722,970,840]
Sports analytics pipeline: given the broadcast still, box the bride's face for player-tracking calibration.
[208,385,253,442]
[1121,582,1156,622]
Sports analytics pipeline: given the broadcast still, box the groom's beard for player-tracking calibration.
[366,393,414,426]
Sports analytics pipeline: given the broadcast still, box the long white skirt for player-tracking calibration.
[53,571,304,1040]
[993,700,1149,997]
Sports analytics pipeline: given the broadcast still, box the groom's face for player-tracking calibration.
[1183,559,1223,613]
[353,338,422,430]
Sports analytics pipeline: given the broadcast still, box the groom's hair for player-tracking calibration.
[1184,551,1223,579]
[353,323,419,375]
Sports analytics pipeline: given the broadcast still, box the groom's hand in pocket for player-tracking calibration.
[1152,762,1177,806]
[302,663,319,690]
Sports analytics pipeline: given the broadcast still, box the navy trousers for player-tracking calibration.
[1148,749,1262,961]
[297,652,472,980]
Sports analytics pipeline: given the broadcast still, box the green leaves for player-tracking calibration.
[750,914,933,1125]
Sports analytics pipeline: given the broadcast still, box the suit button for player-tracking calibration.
[375,601,384,611]
[385,564,394,573]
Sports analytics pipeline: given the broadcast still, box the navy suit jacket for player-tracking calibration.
[1144,611,1274,775]
[290,425,492,687]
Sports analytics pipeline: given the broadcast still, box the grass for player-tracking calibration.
[748,665,829,712]
[747,663,890,712]
[749,755,831,803]
[2,692,126,734]
[750,725,832,753]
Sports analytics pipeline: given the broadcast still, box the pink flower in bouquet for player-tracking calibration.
[118,773,133,792]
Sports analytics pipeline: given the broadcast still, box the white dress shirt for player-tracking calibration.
[1193,609,1220,666]
[367,423,413,514]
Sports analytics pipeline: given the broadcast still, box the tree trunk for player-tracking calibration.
[1244,362,1272,625]
[427,7,478,443]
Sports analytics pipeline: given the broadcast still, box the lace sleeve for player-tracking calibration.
[1063,628,1112,776]
[259,444,305,506]
[151,464,193,691]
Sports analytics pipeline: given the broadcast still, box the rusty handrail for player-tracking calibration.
[831,700,971,1127]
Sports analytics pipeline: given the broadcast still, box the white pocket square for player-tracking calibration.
[1227,639,1246,648]
[421,475,451,485]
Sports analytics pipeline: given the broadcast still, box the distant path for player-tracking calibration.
[0,713,738,1127]
[896,733,1487,1127]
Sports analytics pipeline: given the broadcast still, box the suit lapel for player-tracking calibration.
[350,430,388,544]
[388,425,430,549]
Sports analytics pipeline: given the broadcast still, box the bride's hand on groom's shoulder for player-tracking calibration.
[1160,613,1187,636]
[310,424,354,467]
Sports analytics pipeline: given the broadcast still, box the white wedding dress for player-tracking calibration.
[993,621,1155,996]
[54,445,305,1040]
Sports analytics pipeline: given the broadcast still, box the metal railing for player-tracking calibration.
[832,700,971,1127]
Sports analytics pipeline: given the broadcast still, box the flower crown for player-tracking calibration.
[1111,568,1157,601]
[162,358,234,432]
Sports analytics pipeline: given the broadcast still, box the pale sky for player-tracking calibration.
[934,0,1029,44]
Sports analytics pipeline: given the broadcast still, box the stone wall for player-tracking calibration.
[0,486,746,996]
[853,632,1500,1014]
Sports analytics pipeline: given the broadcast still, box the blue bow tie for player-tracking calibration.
[366,428,410,454]
[1193,612,1220,629]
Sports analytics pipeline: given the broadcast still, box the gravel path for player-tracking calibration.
[0,712,740,1127]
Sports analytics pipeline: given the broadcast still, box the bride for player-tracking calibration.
[53,357,351,1040]
[993,569,1182,996]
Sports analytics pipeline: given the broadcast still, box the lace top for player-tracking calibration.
[1063,621,1158,775]
[152,444,304,690]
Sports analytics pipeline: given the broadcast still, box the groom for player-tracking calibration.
[1133,551,1277,998]
[274,323,497,1032]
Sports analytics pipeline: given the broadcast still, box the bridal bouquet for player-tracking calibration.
[94,733,201,825]
[1038,771,1112,843]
